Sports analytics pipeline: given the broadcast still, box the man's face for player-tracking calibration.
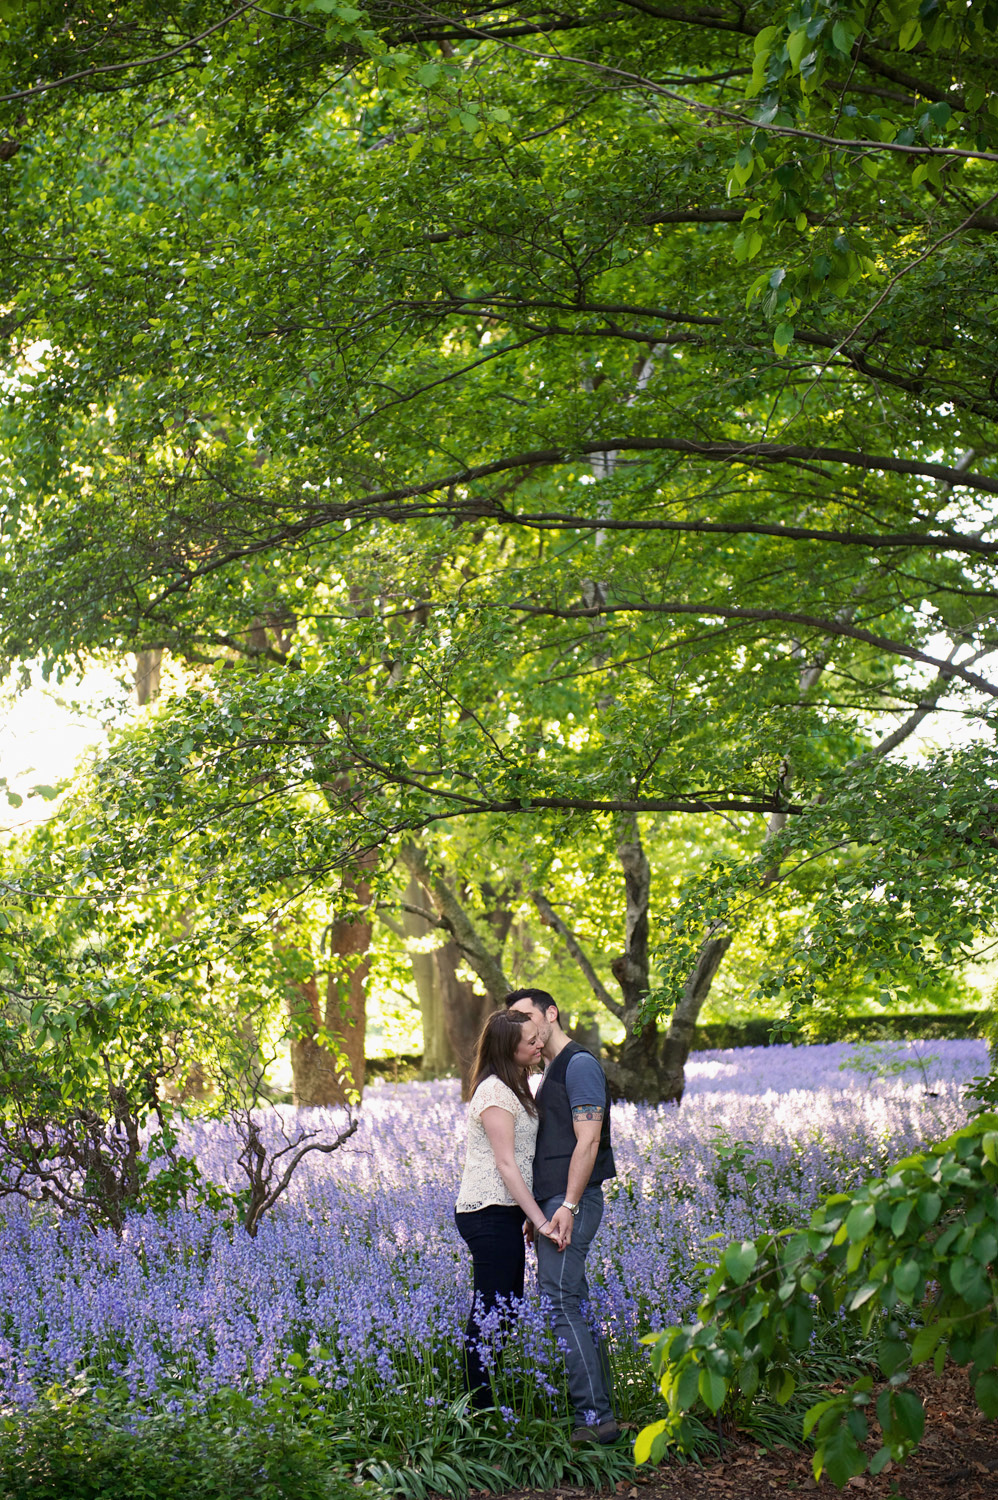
[509,998,554,1048]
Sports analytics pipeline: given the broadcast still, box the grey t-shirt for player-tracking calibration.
[564,1051,606,1109]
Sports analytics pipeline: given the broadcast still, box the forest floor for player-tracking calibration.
[480,1365,998,1500]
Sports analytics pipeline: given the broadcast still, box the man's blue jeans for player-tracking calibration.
[535,1186,614,1425]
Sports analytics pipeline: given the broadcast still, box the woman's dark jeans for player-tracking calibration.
[454,1204,525,1406]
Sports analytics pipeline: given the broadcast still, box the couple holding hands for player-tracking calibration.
[453,988,619,1446]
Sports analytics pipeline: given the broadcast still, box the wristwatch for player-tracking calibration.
[562,1200,580,1217]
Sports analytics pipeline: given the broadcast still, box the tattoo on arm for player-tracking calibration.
[572,1105,604,1122]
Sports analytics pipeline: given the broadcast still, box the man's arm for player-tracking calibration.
[548,1105,603,1247]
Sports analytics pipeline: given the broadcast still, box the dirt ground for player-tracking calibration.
[486,1366,998,1500]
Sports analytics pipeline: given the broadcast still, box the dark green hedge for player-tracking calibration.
[688,1011,987,1050]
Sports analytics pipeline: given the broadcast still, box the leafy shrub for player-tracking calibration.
[0,1380,366,1500]
[0,1367,636,1500]
[636,1113,998,1488]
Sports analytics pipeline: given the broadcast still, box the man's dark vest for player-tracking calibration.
[532,1041,616,1201]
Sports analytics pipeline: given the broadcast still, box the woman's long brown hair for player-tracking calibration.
[470,1010,538,1116]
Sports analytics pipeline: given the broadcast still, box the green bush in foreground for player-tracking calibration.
[0,1383,358,1500]
[0,1376,636,1500]
[637,1113,998,1488]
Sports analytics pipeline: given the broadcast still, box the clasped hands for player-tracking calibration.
[524,1208,571,1251]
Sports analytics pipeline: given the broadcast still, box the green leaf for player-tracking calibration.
[890,1199,914,1235]
[723,1240,758,1284]
[877,1339,910,1378]
[831,20,857,55]
[911,1324,942,1365]
[916,1192,941,1224]
[974,1371,998,1419]
[699,1367,728,1412]
[949,1256,989,1304]
[634,1419,667,1464]
[28,784,61,801]
[893,1259,921,1296]
[845,1202,876,1241]
[676,1360,701,1409]
[898,17,921,48]
[883,1388,925,1443]
[820,1423,867,1488]
[773,321,794,355]
[787,28,809,70]
[753,24,781,53]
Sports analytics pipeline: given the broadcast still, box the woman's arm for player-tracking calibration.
[479,1105,552,1233]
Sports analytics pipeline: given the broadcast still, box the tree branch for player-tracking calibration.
[398,841,512,998]
[531,890,624,1018]
[0,4,258,104]
[504,602,998,700]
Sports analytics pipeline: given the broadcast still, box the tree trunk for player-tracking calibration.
[602,812,660,1102]
[322,893,371,1098]
[289,974,343,1105]
[658,934,734,1104]
[398,842,512,1097]
[288,863,374,1105]
[434,939,495,1098]
[133,648,162,706]
[402,873,457,1078]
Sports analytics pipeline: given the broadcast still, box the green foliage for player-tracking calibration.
[651,740,998,1033]
[685,1011,987,1049]
[636,1113,998,1486]
[357,1404,633,1499]
[0,1373,636,1500]
[0,858,218,1227]
[2,0,998,1092]
[0,815,358,1232]
[0,1379,366,1500]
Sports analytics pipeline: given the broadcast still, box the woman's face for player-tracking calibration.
[512,1022,543,1069]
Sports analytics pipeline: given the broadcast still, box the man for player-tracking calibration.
[505,987,619,1445]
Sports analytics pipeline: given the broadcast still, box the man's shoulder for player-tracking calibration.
[564,1048,607,1104]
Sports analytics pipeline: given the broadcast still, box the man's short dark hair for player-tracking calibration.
[504,987,559,1023]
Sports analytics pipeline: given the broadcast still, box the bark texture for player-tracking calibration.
[133,648,162,706]
[402,873,457,1078]
[398,842,512,1097]
[288,864,374,1105]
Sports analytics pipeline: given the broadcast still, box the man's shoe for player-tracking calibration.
[570,1418,620,1446]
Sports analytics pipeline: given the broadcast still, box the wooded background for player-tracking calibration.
[2,0,997,1106]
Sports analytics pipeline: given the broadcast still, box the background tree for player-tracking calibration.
[1,0,996,1099]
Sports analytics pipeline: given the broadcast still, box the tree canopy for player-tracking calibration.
[1,0,996,1098]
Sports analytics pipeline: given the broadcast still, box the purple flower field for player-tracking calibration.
[0,1039,986,1417]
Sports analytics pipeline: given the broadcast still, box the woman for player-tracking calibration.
[454,1009,562,1406]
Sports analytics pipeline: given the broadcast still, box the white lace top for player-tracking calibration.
[455,1074,539,1212]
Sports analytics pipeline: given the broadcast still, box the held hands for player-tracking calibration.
[537,1216,568,1251]
[548,1204,575,1249]
[525,1216,568,1251]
